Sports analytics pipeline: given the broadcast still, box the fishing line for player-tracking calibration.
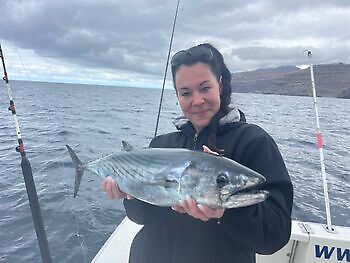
[74,216,88,263]
[154,0,181,137]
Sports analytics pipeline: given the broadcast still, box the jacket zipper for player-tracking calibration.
[193,133,198,150]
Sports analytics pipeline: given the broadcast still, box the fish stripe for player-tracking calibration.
[114,155,147,182]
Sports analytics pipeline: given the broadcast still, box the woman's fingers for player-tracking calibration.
[185,199,210,221]
[172,197,224,222]
[202,145,219,156]
[102,176,127,199]
[110,180,122,198]
[171,204,186,213]
[197,205,225,219]
[102,177,109,190]
[105,178,117,199]
[126,194,134,200]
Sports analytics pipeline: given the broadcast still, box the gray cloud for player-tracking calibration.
[1,0,349,78]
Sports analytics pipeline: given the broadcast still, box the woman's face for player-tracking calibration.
[174,62,221,133]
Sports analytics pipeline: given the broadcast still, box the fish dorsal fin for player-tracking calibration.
[121,140,134,152]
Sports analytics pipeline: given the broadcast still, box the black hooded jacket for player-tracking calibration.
[123,111,293,263]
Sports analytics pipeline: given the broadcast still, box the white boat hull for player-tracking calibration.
[92,217,350,263]
[257,221,350,263]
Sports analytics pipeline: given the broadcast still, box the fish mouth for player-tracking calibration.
[221,187,269,208]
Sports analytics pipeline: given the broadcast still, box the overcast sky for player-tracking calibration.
[0,0,349,87]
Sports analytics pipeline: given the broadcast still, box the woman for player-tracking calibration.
[103,43,293,263]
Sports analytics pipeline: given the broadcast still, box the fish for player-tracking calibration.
[66,141,268,209]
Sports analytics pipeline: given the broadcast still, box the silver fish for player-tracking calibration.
[66,142,268,209]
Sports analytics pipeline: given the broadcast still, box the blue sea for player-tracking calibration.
[0,81,349,262]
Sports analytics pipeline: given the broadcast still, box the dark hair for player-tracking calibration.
[171,43,232,115]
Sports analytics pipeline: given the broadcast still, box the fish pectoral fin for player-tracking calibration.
[165,178,178,188]
[157,161,192,189]
[121,140,134,152]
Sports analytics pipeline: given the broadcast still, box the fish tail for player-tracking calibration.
[66,144,84,198]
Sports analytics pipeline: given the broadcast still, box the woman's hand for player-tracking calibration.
[172,196,224,221]
[202,145,220,155]
[102,176,133,200]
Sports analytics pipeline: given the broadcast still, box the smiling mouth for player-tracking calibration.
[193,110,209,115]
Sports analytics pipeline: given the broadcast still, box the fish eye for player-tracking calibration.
[216,173,229,188]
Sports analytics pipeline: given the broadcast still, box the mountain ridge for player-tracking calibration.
[231,63,350,99]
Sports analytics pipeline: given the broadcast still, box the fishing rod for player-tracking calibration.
[154,0,180,137]
[304,50,334,232]
[0,44,52,262]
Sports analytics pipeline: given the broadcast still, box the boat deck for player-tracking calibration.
[93,218,350,263]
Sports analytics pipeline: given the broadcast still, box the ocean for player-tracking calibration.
[0,80,349,262]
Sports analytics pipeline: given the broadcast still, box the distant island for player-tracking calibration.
[231,63,350,99]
